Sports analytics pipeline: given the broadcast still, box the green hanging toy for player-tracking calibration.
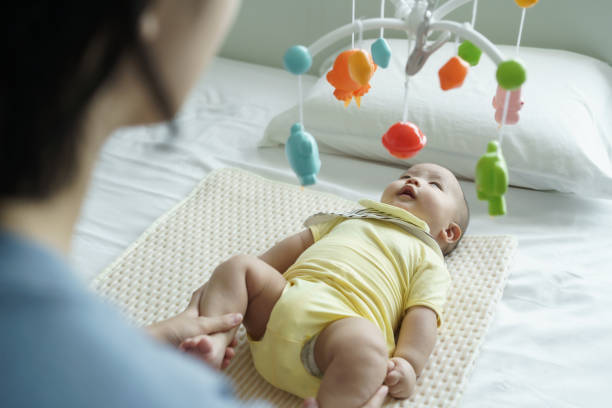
[476,141,508,216]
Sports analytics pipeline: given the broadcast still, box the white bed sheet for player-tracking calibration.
[71,57,612,407]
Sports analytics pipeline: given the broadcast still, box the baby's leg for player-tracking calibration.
[314,317,388,407]
[185,254,287,368]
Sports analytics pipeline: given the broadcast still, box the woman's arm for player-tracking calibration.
[146,285,242,346]
[259,229,314,273]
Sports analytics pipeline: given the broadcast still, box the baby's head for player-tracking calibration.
[380,163,469,255]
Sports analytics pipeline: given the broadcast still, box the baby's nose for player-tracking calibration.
[406,177,421,186]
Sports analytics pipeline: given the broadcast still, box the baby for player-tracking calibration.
[182,163,469,407]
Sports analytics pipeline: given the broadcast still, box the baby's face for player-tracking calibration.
[380,163,463,241]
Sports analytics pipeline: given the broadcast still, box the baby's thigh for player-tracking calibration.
[313,317,388,405]
[232,255,287,340]
[210,254,287,340]
[314,317,388,374]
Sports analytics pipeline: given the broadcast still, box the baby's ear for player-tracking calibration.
[440,222,462,245]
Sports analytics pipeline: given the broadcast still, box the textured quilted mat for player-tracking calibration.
[92,167,517,407]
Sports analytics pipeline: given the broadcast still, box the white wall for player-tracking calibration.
[219,0,612,72]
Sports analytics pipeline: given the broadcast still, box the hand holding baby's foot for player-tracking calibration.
[384,357,417,399]
[180,334,237,369]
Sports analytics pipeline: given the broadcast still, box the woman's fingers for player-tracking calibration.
[164,313,242,345]
[195,314,242,336]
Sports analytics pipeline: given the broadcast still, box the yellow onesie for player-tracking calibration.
[248,200,450,398]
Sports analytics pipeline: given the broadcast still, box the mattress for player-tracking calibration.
[71,57,612,407]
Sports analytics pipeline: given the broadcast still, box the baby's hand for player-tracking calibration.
[384,357,417,399]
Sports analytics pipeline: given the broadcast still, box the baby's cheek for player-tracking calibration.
[380,186,397,202]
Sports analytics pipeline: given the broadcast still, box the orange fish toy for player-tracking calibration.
[326,49,377,107]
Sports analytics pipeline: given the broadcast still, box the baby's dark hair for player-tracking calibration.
[443,184,470,256]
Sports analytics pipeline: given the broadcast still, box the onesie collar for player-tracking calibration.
[304,200,443,259]
[358,199,431,233]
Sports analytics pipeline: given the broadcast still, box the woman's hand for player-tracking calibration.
[384,357,417,399]
[146,284,242,363]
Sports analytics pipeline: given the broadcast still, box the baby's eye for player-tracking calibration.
[400,175,411,180]
[430,182,442,189]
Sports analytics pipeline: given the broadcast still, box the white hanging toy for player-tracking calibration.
[283,0,539,216]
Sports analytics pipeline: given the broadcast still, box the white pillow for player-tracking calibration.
[261,39,612,198]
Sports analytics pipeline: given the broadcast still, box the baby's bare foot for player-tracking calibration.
[180,334,227,369]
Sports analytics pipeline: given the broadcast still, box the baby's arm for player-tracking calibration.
[385,306,438,399]
[259,229,314,273]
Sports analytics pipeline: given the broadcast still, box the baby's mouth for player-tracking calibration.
[399,185,416,199]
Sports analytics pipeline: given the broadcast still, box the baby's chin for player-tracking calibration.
[382,198,414,213]
[383,199,436,230]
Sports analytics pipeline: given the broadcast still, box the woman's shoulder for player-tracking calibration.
[0,229,82,299]
[0,230,242,408]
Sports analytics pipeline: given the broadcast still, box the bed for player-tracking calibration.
[70,56,612,407]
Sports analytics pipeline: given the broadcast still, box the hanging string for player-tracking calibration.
[498,89,511,146]
[454,2,462,54]
[379,0,385,38]
[298,75,304,124]
[516,7,526,56]
[357,19,364,49]
[501,5,526,147]
[501,5,526,146]
[471,0,479,28]
[402,37,413,123]
[351,0,356,49]
[402,77,410,122]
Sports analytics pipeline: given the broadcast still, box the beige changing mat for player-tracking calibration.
[92,167,517,407]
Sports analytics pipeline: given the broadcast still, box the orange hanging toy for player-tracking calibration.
[326,49,377,107]
[438,56,470,91]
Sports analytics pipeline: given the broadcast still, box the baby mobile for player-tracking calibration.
[282,0,539,216]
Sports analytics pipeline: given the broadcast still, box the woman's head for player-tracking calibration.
[1,0,239,201]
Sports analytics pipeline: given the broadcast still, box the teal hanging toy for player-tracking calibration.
[286,123,321,186]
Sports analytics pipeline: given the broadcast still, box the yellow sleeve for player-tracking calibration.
[308,218,344,242]
[404,255,450,328]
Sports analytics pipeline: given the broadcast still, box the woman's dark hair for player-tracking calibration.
[1,1,172,200]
